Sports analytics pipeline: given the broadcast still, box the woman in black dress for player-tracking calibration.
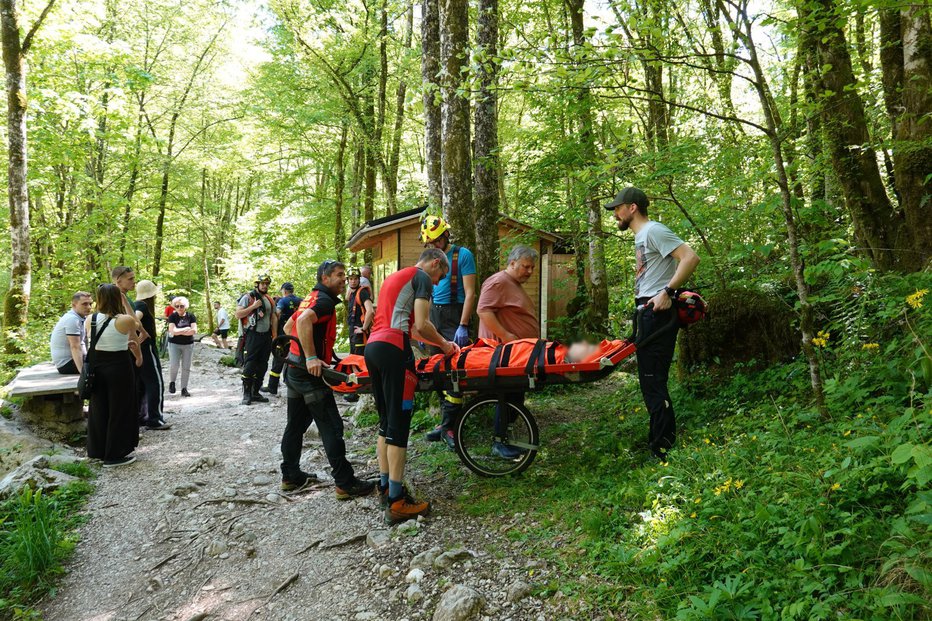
[85,284,142,467]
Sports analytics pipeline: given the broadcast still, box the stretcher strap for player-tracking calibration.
[500,343,515,368]
[522,339,547,388]
[546,341,561,365]
[536,340,548,383]
[456,348,470,369]
[487,343,506,386]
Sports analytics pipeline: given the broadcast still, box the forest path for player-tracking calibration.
[40,344,562,621]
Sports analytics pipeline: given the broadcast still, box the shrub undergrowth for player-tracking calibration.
[457,273,930,619]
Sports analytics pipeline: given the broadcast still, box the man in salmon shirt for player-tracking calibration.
[476,244,541,459]
[365,248,459,524]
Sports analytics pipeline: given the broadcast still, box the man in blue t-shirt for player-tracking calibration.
[419,215,476,447]
[263,282,302,395]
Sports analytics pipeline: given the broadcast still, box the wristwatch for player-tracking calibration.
[663,286,676,298]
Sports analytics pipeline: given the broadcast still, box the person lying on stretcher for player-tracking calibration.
[332,337,615,381]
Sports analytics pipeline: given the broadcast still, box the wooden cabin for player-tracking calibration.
[346,207,575,338]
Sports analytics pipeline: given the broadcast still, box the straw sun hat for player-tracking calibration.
[136,280,161,301]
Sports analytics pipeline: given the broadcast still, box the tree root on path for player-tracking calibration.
[192,497,275,510]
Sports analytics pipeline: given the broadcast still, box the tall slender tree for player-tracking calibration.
[474,0,500,283]
[1,0,57,355]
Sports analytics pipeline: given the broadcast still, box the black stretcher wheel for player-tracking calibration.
[453,397,539,477]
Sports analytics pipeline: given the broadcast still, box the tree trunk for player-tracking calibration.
[566,0,608,331]
[120,113,144,265]
[725,2,828,417]
[474,0,500,285]
[152,113,178,278]
[798,0,908,272]
[335,124,348,261]
[886,7,932,268]
[199,168,215,332]
[1,0,32,355]
[440,0,475,250]
[376,0,394,213]
[386,2,413,215]
[422,0,442,211]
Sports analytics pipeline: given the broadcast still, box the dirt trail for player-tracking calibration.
[40,344,562,621]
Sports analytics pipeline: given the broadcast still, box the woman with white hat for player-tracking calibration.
[134,280,170,430]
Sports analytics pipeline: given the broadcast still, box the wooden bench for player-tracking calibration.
[4,363,84,439]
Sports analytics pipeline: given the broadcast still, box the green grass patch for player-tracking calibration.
[456,367,931,619]
[0,471,96,617]
[218,355,237,367]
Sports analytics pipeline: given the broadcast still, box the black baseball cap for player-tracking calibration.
[281,282,294,292]
[604,186,649,211]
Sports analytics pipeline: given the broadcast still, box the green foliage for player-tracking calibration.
[457,273,931,619]
[0,479,94,618]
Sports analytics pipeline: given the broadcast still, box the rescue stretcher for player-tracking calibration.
[272,305,683,477]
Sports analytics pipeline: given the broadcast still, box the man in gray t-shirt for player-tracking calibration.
[606,186,700,460]
[50,292,93,374]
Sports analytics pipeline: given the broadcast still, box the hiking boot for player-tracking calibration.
[344,393,359,403]
[491,441,524,460]
[444,430,457,451]
[377,482,390,508]
[259,385,278,395]
[240,380,252,405]
[103,455,137,468]
[169,382,176,394]
[335,478,376,500]
[280,471,319,492]
[181,388,191,397]
[384,489,431,524]
[145,422,173,431]
[251,388,269,403]
[425,425,446,442]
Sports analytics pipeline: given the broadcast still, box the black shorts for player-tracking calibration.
[213,328,229,338]
[364,340,417,447]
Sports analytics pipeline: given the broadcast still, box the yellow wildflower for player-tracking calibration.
[843,430,852,437]
[831,482,841,491]
[690,512,697,518]
[906,289,928,310]
[704,438,711,444]
[862,343,879,350]
[694,497,702,504]
[734,480,744,489]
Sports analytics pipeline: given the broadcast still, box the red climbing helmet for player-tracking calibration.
[675,290,707,325]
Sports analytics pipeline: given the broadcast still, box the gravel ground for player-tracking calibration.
[39,344,566,621]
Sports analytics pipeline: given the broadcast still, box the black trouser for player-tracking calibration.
[281,365,355,486]
[429,303,463,429]
[268,350,285,386]
[365,340,416,447]
[138,342,165,425]
[635,302,680,456]
[57,360,79,375]
[87,351,138,461]
[495,392,526,437]
[348,327,366,356]
[241,329,272,385]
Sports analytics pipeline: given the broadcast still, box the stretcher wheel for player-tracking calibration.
[453,397,539,477]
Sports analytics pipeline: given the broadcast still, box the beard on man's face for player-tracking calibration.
[617,217,631,231]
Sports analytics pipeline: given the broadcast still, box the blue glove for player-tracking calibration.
[453,325,471,347]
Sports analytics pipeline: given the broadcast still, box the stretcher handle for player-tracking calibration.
[271,334,356,387]
[632,303,680,349]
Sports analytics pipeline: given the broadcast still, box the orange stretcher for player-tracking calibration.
[321,337,635,396]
